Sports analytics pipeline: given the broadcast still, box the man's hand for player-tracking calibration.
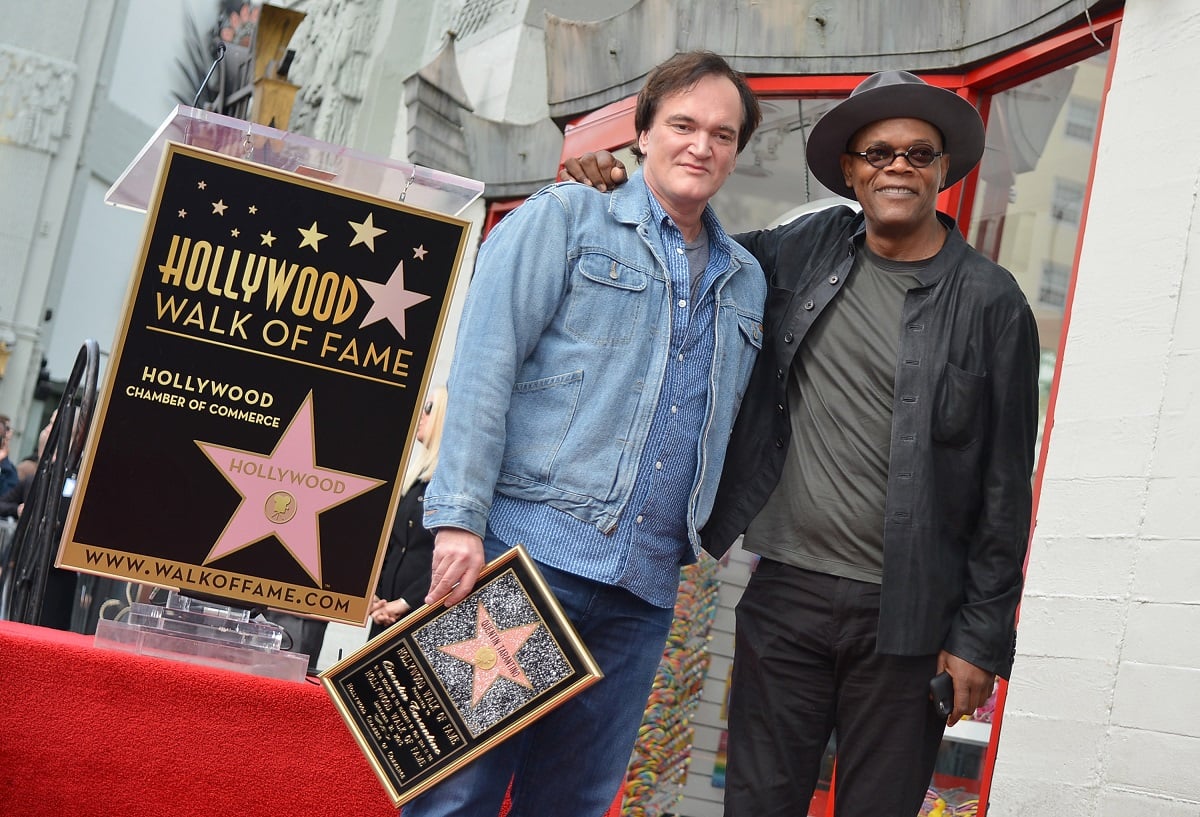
[426,528,485,607]
[559,151,628,191]
[937,650,996,727]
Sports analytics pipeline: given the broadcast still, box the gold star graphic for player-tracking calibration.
[178,209,187,218]
[197,180,207,190]
[348,212,387,252]
[231,228,240,238]
[439,602,539,706]
[212,199,228,215]
[248,205,258,214]
[298,221,327,251]
[261,230,276,247]
[413,245,428,260]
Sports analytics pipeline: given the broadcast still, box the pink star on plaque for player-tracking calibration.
[195,393,384,584]
[357,260,430,338]
[439,603,539,706]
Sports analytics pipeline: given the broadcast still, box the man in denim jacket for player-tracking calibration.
[415,52,765,817]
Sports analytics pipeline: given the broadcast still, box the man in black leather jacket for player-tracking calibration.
[565,70,1039,817]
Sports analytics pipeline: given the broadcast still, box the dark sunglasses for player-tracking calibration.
[847,144,943,169]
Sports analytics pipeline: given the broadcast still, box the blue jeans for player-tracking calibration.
[402,530,674,817]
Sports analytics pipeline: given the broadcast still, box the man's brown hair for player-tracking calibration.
[632,51,761,159]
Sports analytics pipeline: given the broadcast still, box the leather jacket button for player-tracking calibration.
[777,368,785,380]
[828,275,839,284]
[783,332,794,343]
[776,404,785,413]
[803,300,815,310]
[775,437,785,448]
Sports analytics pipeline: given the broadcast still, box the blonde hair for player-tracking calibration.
[401,385,447,493]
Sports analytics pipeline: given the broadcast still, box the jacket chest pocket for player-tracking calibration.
[565,254,650,346]
[730,308,764,391]
[932,362,988,449]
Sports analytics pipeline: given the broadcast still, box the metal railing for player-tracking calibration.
[0,340,100,625]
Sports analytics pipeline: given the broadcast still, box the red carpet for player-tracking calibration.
[0,620,622,816]
[0,620,396,817]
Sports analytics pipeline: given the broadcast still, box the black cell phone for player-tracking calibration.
[929,671,954,717]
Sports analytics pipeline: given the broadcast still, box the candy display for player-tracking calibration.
[618,557,722,816]
[919,786,980,817]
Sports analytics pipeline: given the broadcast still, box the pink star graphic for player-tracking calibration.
[357,261,430,339]
[195,392,384,584]
[439,602,539,706]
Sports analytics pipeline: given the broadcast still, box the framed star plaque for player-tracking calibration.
[56,142,472,624]
[321,544,603,807]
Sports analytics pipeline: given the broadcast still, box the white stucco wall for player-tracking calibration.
[990,0,1200,813]
[43,0,196,377]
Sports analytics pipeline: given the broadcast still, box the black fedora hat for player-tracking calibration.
[806,70,985,201]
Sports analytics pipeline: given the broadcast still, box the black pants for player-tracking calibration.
[725,560,945,817]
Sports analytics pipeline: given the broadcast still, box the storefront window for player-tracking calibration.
[967,52,1111,467]
[710,97,847,233]
[1064,96,1100,142]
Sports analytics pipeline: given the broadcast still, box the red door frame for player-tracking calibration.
[497,9,1123,238]
[546,8,1122,236]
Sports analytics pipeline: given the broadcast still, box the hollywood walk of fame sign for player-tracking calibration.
[321,545,602,807]
[57,143,472,623]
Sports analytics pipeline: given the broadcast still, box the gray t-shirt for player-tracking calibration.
[683,227,710,298]
[743,245,925,583]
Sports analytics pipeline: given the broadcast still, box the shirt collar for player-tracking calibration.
[847,210,969,288]
[643,181,734,257]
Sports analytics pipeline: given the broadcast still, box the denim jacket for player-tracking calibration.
[424,169,766,557]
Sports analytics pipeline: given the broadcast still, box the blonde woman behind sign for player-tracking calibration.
[368,386,447,637]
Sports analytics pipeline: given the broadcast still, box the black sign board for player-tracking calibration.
[58,143,471,623]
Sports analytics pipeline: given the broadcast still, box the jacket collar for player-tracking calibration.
[611,167,741,263]
[608,166,655,226]
[847,210,969,288]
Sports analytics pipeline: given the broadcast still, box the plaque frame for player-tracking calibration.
[321,545,603,806]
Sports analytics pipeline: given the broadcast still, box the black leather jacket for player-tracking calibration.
[703,207,1039,678]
